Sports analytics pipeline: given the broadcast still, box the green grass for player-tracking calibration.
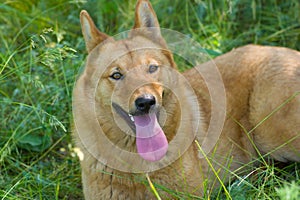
[0,0,300,199]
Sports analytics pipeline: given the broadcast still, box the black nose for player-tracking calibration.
[135,94,156,114]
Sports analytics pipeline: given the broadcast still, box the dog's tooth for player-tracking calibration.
[130,116,135,122]
[128,114,134,122]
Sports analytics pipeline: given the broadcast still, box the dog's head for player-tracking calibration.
[79,0,186,162]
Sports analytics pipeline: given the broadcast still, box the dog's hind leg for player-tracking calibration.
[249,55,300,162]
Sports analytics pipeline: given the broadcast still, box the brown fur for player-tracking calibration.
[73,0,300,199]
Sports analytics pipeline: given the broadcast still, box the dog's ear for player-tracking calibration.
[80,10,110,52]
[133,0,176,68]
[133,0,162,41]
[134,0,160,29]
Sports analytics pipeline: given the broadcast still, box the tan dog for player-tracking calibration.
[73,0,300,199]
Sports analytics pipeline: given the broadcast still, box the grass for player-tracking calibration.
[0,0,300,199]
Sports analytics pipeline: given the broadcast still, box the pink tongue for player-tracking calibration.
[133,113,168,162]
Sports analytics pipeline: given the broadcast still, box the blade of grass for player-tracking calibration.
[145,173,162,200]
[194,140,232,200]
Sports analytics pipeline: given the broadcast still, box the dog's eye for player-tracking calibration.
[149,64,158,73]
[110,72,123,80]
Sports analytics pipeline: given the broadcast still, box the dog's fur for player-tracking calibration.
[73,0,300,199]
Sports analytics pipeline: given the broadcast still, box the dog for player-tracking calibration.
[73,0,300,199]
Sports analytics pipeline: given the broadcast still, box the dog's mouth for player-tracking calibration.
[112,102,136,132]
[112,102,168,162]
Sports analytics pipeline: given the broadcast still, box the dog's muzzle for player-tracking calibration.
[112,93,168,162]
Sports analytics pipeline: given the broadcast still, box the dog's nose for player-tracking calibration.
[135,94,156,114]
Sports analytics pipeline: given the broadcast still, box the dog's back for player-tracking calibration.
[185,44,300,163]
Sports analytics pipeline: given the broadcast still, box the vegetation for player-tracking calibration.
[1,0,299,199]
